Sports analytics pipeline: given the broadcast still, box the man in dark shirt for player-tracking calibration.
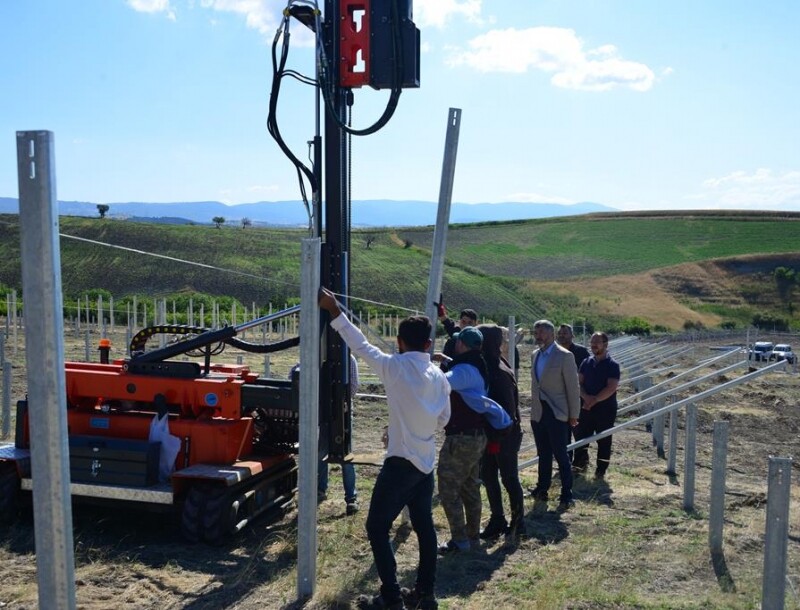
[557,324,589,368]
[558,323,589,467]
[573,332,621,479]
[438,308,478,358]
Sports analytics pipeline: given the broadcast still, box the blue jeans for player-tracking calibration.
[531,403,573,503]
[365,457,437,604]
[318,460,357,501]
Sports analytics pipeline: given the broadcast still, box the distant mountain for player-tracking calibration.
[0,197,616,227]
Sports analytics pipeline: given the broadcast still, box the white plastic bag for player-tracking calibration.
[148,413,181,482]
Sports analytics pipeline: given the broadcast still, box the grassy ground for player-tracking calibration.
[0,326,798,609]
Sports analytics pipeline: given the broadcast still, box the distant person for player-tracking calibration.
[573,332,621,479]
[434,326,512,554]
[318,288,449,610]
[529,320,581,512]
[557,323,589,466]
[477,324,525,542]
[557,324,589,369]
[307,354,361,515]
[438,304,478,358]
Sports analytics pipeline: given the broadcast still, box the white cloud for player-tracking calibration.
[415,0,483,28]
[698,169,800,208]
[199,0,276,36]
[446,27,655,92]
[127,0,176,20]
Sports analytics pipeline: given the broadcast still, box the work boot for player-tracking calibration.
[401,587,438,609]
[356,593,406,610]
[528,486,548,501]
[346,498,360,515]
[437,539,470,555]
[479,515,508,540]
[506,506,525,543]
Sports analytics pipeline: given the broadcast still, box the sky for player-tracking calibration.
[1,0,799,213]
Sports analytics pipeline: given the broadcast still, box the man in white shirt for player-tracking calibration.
[319,288,450,610]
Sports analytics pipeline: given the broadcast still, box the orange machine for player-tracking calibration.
[1,313,302,545]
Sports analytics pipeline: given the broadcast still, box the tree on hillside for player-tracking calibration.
[364,234,375,249]
[241,217,252,229]
[773,266,797,306]
[97,204,110,219]
[212,216,226,229]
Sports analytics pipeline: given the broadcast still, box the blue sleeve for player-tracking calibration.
[445,365,512,429]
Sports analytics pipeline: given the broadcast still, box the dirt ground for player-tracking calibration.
[0,328,799,609]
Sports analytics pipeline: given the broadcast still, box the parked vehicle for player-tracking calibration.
[749,341,775,361]
[772,344,795,364]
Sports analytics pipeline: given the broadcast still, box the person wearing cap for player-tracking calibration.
[437,305,478,358]
[529,319,581,513]
[434,326,512,554]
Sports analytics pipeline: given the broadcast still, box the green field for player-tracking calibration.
[0,211,798,330]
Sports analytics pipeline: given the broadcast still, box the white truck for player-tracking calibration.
[772,344,795,364]
[749,341,774,362]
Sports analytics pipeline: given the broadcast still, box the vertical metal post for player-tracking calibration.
[424,108,462,349]
[667,408,678,475]
[0,332,5,368]
[762,456,792,609]
[2,362,11,439]
[84,330,90,362]
[654,397,665,458]
[709,420,729,554]
[263,354,271,378]
[297,238,321,599]
[109,296,114,334]
[16,130,77,610]
[683,403,697,510]
[507,315,516,375]
[96,295,102,333]
[12,289,18,356]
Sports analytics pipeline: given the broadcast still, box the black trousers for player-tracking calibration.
[480,424,524,522]
[573,405,617,474]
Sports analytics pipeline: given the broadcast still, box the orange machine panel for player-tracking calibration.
[64,362,246,419]
[65,411,255,466]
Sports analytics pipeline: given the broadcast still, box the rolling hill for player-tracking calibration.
[0,210,798,331]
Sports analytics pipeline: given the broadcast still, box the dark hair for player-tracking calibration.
[460,308,478,322]
[398,315,432,351]
[591,331,609,343]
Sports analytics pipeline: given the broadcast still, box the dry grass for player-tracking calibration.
[1,328,799,609]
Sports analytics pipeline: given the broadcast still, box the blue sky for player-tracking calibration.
[1,0,799,212]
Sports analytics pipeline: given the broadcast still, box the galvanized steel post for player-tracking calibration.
[507,315,516,375]
[16,130,77,609]
[762,456,792,609]
[667,407,678,475]
[683,403,697,511]
[297,238,321,599]
[709,420,729,554]
[2,362,11,439]
[424,108,462,350]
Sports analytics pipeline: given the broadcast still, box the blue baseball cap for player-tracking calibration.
[453,326,483,349]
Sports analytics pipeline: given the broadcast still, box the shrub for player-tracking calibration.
[620,316,651,336]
